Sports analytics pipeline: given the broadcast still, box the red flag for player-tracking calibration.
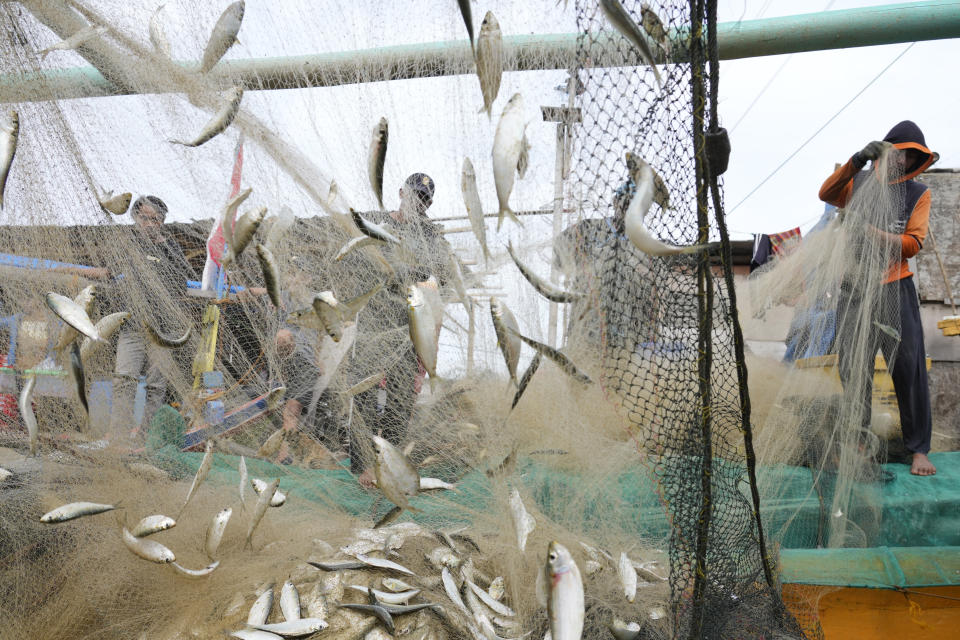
[205,135,244,268]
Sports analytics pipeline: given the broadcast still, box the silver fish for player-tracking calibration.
[372,434,420,512]
[600,0,663,87]
[221,187,253,250]
[546,542,584,640]
[625,152,670,211]
[466,578,514,617]
[607,619,641,640]
[248,584,275,625]
[625,161,715,256]
[252,477,287,506]
[40,501,115,523]
[255,243,282,308]
[334,235,378,262]
[69,342,88,415]
[346,371,386,397]
[149,4,171,58]
[419,477,457,492]
[512,331,593,385]
[55,285,97,352]
[257,428,285,459]
[488,577,505,601]
[280,579,301,621]
[238,455,248,505]
[200,1,244,73]
[80,311,130,361]
[170,86,243,147]
[511,351,541,410]
[0,468,11,482]
[46,292,101,343]
[131,514,176,538]
[407,284,440,392]
[225,206,267,265]
[180,440,214,516]
[475,12,503,118]
[458,0,475,55]
[39,25,108,60]
[618,552,637,603]
[312,283,383,343]
[205,507,233,559]
[352,552,417,576]
[507,242,582,303]
[368,117,389,209]
[249,618,328,636]
[426,546,460,571]
[348,585,421,605]
[461,158,490,262]
[640,3,671,57]
[874,321,901,341]
[98,190,132,215]
[19,375,37,456]
[492,93,527,230]
[0,111,18,209]
[490,298,521,386]
[145,321,192,348]
[351,209,400,244]
[122,527,176,563]
[509,490,535,553]
[442,567,469,614]
[231,631,283,640]
[171,560,220,578]
[339,603,395,635]
[245,477,279,548]
[307,559,367,571]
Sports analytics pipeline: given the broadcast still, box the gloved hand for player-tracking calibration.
[853,140,886,167]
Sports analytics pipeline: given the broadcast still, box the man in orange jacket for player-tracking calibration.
[819,120,938,476]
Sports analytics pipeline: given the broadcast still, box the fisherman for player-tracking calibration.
[819,120,938,476]
[108,196,193,443]
[351,173,453,487]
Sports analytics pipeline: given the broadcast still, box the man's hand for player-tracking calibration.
[357,468,376,489]
[855,141,887,165]
[276,328,295,358]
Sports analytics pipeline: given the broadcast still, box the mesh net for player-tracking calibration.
[0,1,903,638]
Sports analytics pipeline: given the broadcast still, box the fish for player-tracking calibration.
[461,158,491,262]
[458,0,475,55]
[618,552,637,603]
[280,579,301,621]
[170,86,243,147]
[419,477,457,492]
[98,191,132,215]
[507,242,582,303]
[334,235,378,262]
[489,298,521,386]
[180,440,214,516]
[145,321,192,348]
[69,342,88,415]
[382,578,415,592]
[607,619,641,640]
[39,25,108,59]
[475,12,503,118]
[625,152,670,211]
[19,375,38,456]
[442,566,470,615]
[466,578,515,617]
[40,501,115,523]
[373,601,440,616]
[371,434,420,513]
[492,93,527,230]
[0,468,11,482]
[245,477,279,548]
[874,321,901,341]
[221,187,253,250]
[131,514,176,538]
[338,604,394,635]
[368,117,389,209]
[252,477,287,507]
[231,631,283,640]
[546,542,584,640]
[407,284,440,392]
[205,507,232,559]
[348,585,421,605]
[255,243,283,308]
[511,331,593,385]
[351,208,400,244]
[352,552,417,576]
[511,351,541,410]
[600,0,663,87]
[0,110,18,209]
[585,560,603,576]
[149,4,171,58]
[45,292,102,344]
[239,455,248,506]
[312,283,383,343]
[257,429,285,459]
[509,490,536,553]
[122,527,176,563]
[640,3,671,56]
[488,577,505,601]
[248,619,329,637]
[54,285,98,352]
[346,371,386,397]
[200,1,245,73]
[248,585,275,625]
[80,312,130,361]
[171,560,220,578]
[426,546,460,571]
[625,161,716,256]
[225,206,267,265]
[307,559,367,571]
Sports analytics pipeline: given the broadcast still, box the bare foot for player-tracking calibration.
[357,468,376,489]
[911,453,937,476]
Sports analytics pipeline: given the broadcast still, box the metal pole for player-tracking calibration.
[5,2,960,102]
[547,122,565,347]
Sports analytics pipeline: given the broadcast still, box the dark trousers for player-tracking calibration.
[837,277,932,455]
[350,347,419,473]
